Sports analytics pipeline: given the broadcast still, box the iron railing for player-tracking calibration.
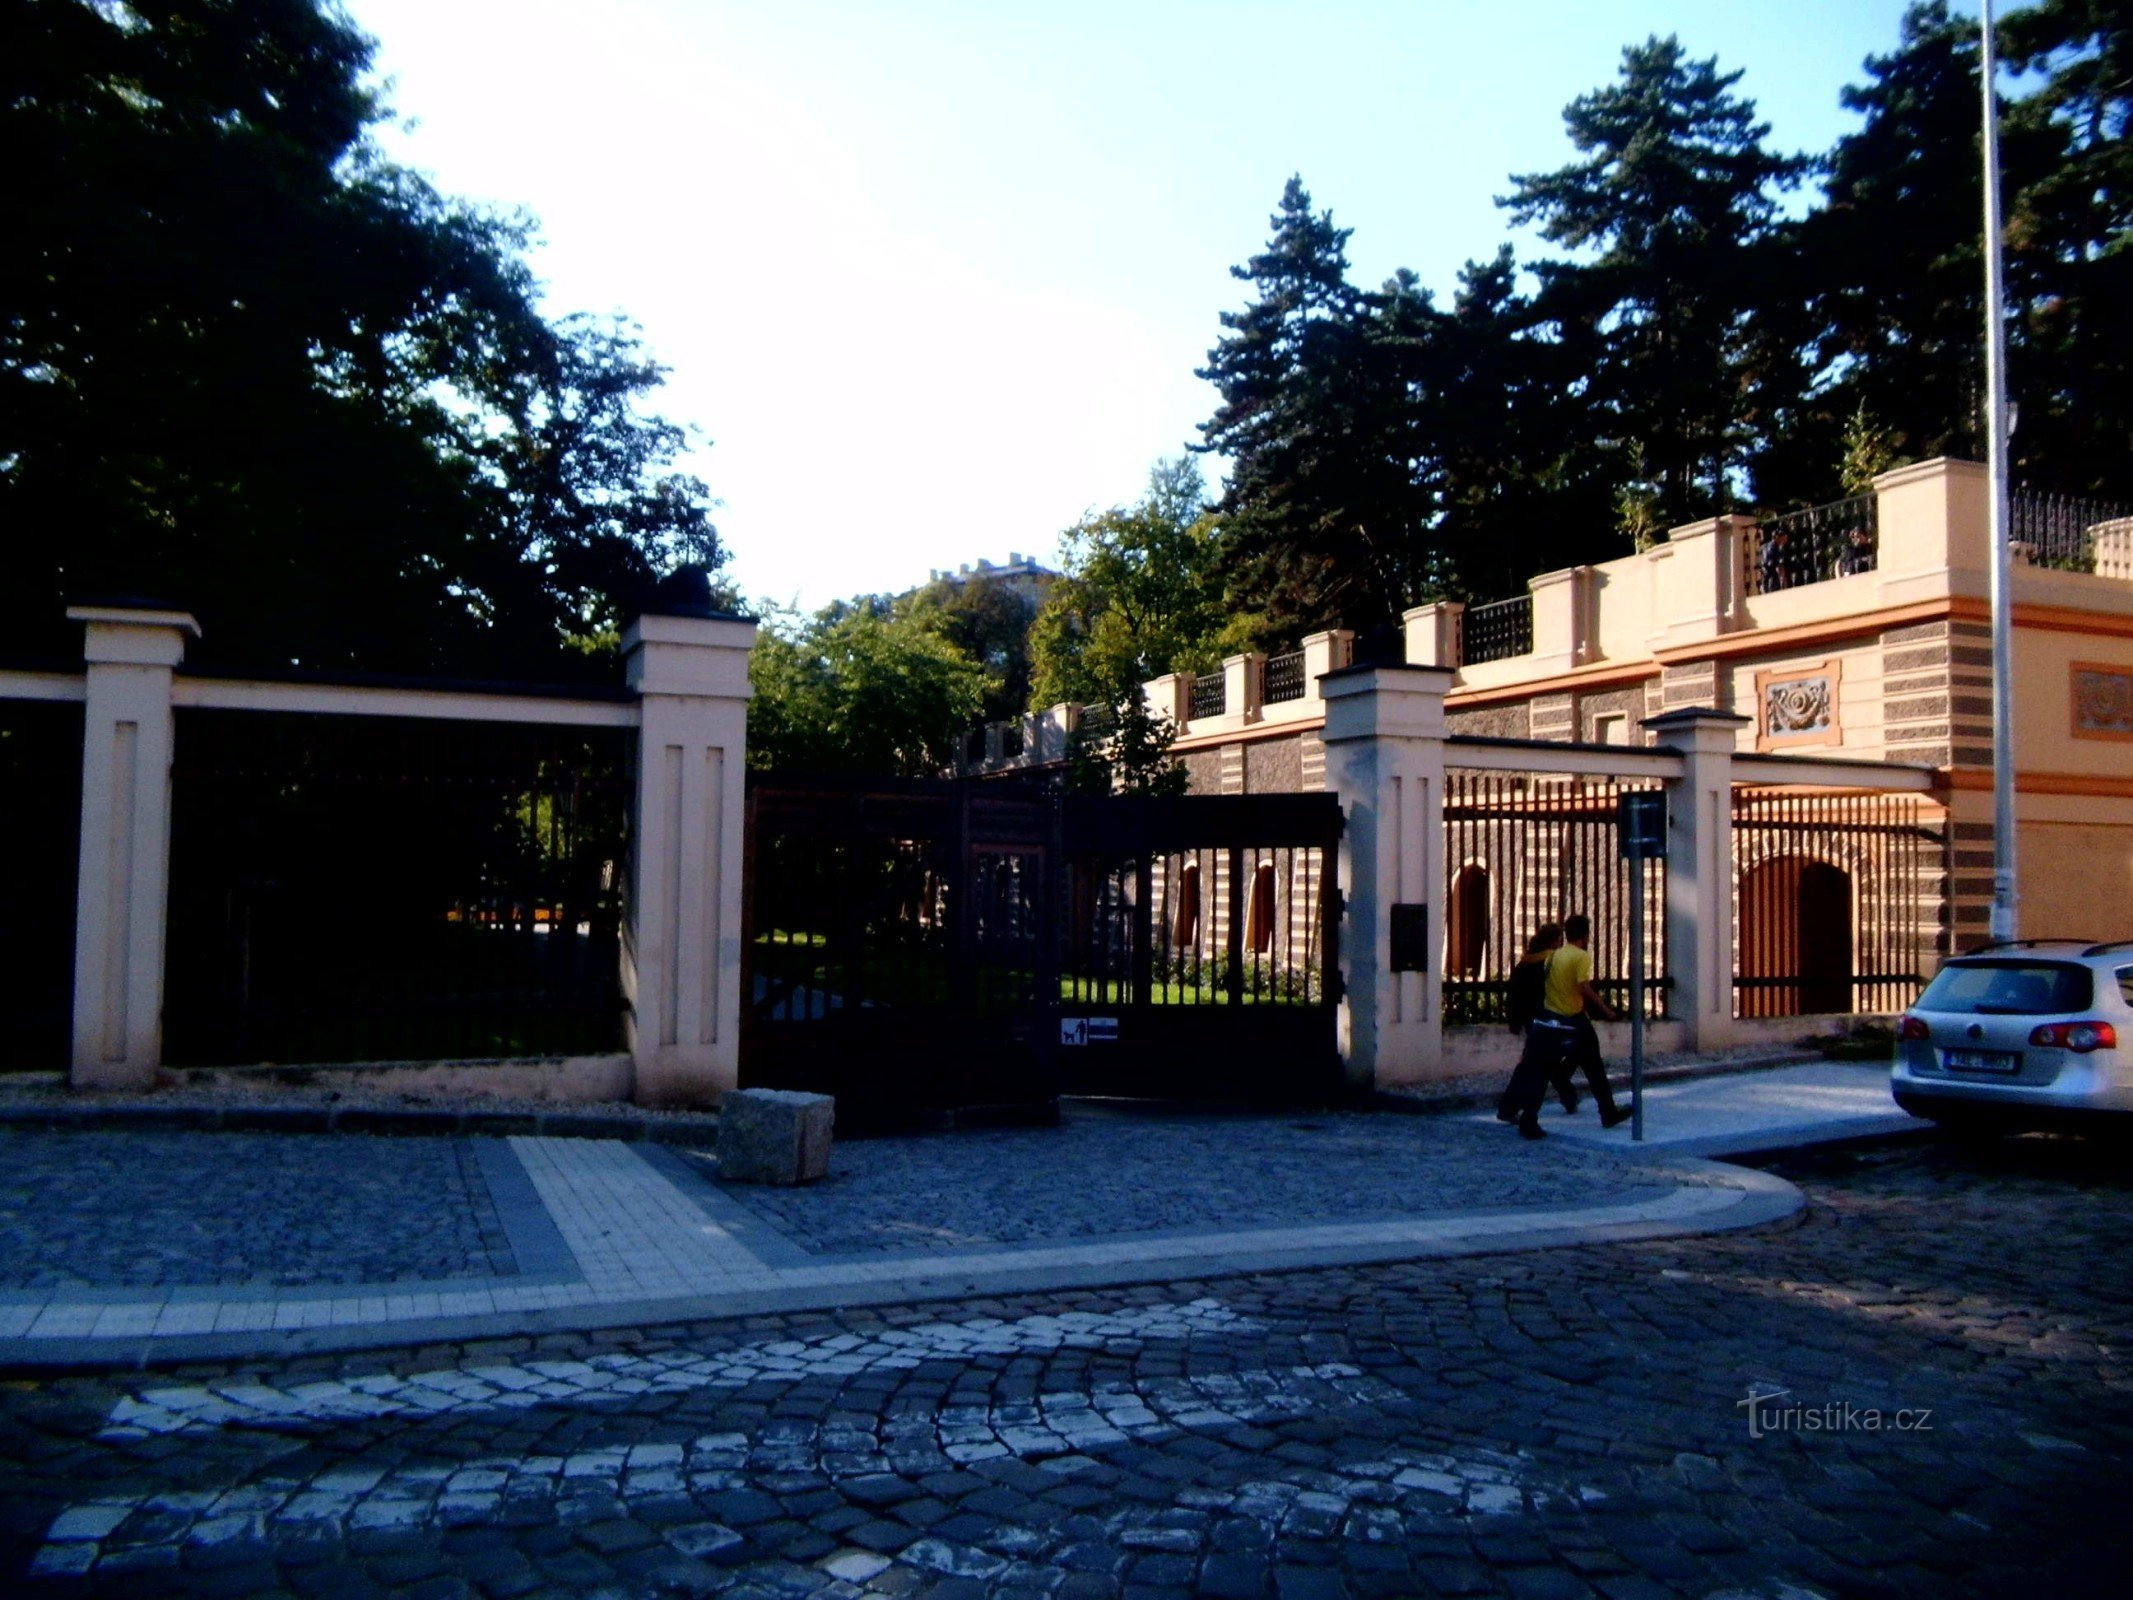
[2011,488,2133,575]
[1441,769,1669,1024]
[1263,650,1307,704]
[1190,672,1227,721]
[1732,786,1945,1018]
[1746,495,1878,595]
[1462,595,1533,664]
[162,711,629,1067]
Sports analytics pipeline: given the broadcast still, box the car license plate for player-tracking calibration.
[1943,1049,2018,1073]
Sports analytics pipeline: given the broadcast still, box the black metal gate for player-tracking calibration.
[1055,791,1342,1105]
[740,776,1342,1124]
[0,699,83,1070]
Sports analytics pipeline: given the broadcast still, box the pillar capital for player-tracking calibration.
[1644,705,1748,757]
[1320,664,1452,744]
[68,603,200,668]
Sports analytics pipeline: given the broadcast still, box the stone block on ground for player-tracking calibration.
[716,1089,834,1185]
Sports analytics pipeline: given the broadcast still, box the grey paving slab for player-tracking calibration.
[1483,1058,1925,1156]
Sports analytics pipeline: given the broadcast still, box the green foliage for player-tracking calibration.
[896,570,1042,724]
[1503,36,1808,527]
[2,0,722,676]
[1838,402,1905,496]
[746,599,987,778]
[1198,8,2131,634]
[1027,456,1250,710]
[1063,694,1188,798]
[1197,179,1451,640]
[1999,0,2133,492]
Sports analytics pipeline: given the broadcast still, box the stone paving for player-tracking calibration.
[673,1110,1734,1258]
[0,1131,517,1290]
[0,1112,1783,1362]
[1,1133,2128,1597]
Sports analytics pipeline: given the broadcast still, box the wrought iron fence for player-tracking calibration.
[163,710,630,1066]
[0,700,83,1069]
[1461,595,1533,664]
[1441,769,1669,1023]
[1263,650,1307,704]
[1189,672,1227,721]
[1732,787,1945,1018]
[1063,841,1329,1009]
[2011,488,2133,574]
[1746,495,1878,594]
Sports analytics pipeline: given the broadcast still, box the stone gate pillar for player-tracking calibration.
[621,590,757,1107]
[1646,707,1748,1050]
[69,603,198,1089]
[1321,664,1452,1092]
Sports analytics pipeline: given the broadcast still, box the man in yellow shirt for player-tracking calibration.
[1544,913,1632,1129]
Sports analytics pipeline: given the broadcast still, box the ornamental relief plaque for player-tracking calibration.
[2072,663,2133,739]
[1765,675,1833,737]
[1754,658,1843,751]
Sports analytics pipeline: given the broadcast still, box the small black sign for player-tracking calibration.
[1389,903,1429,973]
[1618,790,1668,859]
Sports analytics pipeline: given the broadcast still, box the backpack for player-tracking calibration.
[1506,958,1546,1034]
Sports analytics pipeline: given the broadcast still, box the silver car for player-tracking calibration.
[1891,940,2133,1132]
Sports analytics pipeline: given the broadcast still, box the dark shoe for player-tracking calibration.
[1600,1107,1631,1130]
[1495,1103,1518,1125]
[1557,1084,1581,1115]
[1518,1119,1547,1140]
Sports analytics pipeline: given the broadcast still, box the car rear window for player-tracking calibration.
[1916,960,2093,1015]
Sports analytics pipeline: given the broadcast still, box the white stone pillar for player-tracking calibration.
[1526,567,1589,675]
[68,604,198,1089]
[1223,652,1263,725]
[1144,671,1189,730]
[1320,665,1452,1092]
[1644,707,1747,1051]
[621,608,758,1107]
[1401,601,1465,669]
[1300,630,1354,700]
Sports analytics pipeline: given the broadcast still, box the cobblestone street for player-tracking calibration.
[3,1131,2128,1599]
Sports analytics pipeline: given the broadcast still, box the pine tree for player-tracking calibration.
[2002,0,2133,491]
[1798,3,1991,480]
[1196,177,1442,641]
[1504,36,1807,526]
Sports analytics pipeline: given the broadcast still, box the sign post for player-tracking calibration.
[1617,791,1668,1142]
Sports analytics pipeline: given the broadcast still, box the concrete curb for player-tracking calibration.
[0,1158,1803,1375]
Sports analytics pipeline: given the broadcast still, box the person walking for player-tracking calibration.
[1544,913,1632,1129]
[1496,923,1580,1139]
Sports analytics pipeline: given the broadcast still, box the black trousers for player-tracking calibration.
[1497,1019,1581,1124]
[1555,1012,1622,1118]
[1497,1014,1623,1125]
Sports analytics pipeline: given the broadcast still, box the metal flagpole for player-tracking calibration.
[1981,0,2019,943]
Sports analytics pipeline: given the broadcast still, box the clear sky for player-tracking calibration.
[340,0,1975,613]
